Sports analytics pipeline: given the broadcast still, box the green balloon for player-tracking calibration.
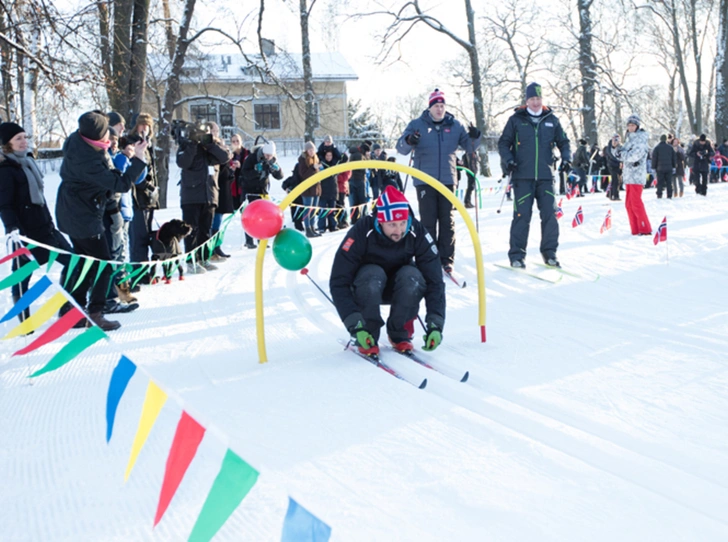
[272,228,312,271]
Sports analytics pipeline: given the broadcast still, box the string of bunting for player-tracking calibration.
[0,239,332,542]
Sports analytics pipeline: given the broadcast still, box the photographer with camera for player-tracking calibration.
[176,122,230,272]
[240,140,283,248]
[688,134,715,196]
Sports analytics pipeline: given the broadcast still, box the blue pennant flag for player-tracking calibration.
[105,355,137,442]
[0,275,52,324]
[281,497,331,542]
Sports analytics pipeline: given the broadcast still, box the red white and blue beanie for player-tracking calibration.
[376,186,409,223]
[429,88,445,107]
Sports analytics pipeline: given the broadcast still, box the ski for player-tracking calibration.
[493,263,563,283]
[339,340,428,389]
[443,268,467,288]
[386,346,469,383]
[532,263,601,281]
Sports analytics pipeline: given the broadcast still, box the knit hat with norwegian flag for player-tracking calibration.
[376,186,409,223]
[429,88,445,107]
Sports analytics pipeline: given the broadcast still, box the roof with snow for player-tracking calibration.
[162,51,358,84]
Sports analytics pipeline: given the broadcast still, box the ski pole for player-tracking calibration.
[403,151,414,193]
[300,268,334,305]
[496,173,511,214]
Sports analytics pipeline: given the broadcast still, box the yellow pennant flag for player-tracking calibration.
[124,380,168,482]
[3,291,67,340]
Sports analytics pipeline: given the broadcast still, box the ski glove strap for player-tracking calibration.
[422,324,442,351]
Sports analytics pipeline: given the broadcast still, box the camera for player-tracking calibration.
[171,120,212,146]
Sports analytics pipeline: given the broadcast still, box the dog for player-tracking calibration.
[150,219,193,283]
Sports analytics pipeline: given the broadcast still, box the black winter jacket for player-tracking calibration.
[603,143,621,170]
[0,152,54,238]
[57,132,146,239]
[133,146,159,210]
[176,139,230,206]
[651,142,676,173]
[348,148,366,184]
[240,149,284,195]
[330,215,446,331]
[498,106,571,181]
[319,158,339,200]
[688,141,715,172]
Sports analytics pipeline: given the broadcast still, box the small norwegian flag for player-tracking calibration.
[555,198,564,219]
[572,206,584,228]
[600,209,612,234]
[653,216,667,245]
[590,179,596,193]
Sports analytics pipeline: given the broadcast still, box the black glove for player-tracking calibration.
[505,160,518,174]
[468,124,481,139]
[632,161,640,167]
[559,161,572,174]
[406,130,421,146]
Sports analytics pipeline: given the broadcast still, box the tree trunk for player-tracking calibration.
[128,0,151,115]
[157,0,197,209]
[300,0,316,143]
[577,0,598,146]
[464,0,490,176]
[671,2,697,135]
[690,0,702,135]
[109,0,134,115]
[161,0,176,59]
[716,0,728,144]
[0,9,17,121]
[21,9,39,150]
[97,1,112,87]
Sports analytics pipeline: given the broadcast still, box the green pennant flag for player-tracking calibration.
[93,259,109,287]
[63,254,80,289]
[46,250,59,272]
[187,450,259,542]
[71,256,96,293]
[0,260,40,291]
[29,325,106,378]
[130,264,151,288]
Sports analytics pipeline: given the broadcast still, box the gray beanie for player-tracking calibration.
[626,114,641,127]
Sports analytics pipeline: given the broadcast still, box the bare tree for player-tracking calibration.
[299,0,316,143]
[716,0,728,143]
[577,0,598,145]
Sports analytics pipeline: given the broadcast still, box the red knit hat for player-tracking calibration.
[429,88,445,107]
[376,186,409,223]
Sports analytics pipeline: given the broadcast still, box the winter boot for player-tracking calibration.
[103,299,139,314]
[305,226,318,238]
[117,282,137,304]
[214,245,230,258]
[389,337,414,353]
[87,312,121,331]
[186,262,207,274]
[511,259,526,269]
[245,242,257,249]
[543,256,561,268]
[358,344,380,356]
[202,260,218,271]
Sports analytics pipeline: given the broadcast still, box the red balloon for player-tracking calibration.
[241,199,284,239]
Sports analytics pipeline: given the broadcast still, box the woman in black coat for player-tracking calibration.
[0,122,87,323]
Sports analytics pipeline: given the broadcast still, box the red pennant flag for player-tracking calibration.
[0,247,31,265]
[653,216,667,245]
[600,209,612,234]
[555,199,564,219]
[572,206,584,228]
[13,305,85,356]
[154,411,206,527]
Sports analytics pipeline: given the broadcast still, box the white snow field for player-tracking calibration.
[1,153,728,541]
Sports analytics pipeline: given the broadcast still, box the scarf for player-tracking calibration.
[9,151,45,206]
[80,134,112,151]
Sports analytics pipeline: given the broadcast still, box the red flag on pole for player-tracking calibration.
[555,199,564,219]
[572,206,584,228]
[600,209,612,234]
[653,216,667,245]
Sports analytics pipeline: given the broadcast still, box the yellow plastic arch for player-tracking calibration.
[254,160,487,363]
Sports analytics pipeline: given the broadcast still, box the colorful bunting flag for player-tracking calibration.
[281,498,332,542]
[0,275,52,323]
[0,260,40,291]
[154,411,206,527]
[600,209,612,234]
[3,291,67,339]
[188,450,259,542]
[125,381,168,481]
[106,356,137,442]
[0,246,31,265]
[29,325,106,378]
[654,216,667,245]
[572,206,584,228]
[13,305,84,356]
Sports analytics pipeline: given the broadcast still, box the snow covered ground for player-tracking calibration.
[2,153,728,541]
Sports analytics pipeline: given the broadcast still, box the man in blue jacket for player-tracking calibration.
[396,88,481,273]
[498,83,572,268]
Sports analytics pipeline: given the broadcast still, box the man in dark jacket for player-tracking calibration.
[56,111,147,331]
[573,139,589,197]
[603,134,623,201]
[330,186,445,356]
[176,124,229,271]
[652,134,677,199]
[688,134,715,196]
[396,88,481,273]
[240,141,283,248]
[498,82,572,268]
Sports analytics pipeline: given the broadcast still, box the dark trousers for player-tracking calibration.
[464,173,476,205]
[695,170,709,195]
[70,235,113,314]
[182,203,216,258]
[656,171,673,198]
[349,180,368,224]
[129,207,153,264]
[573,167,587,195]
[608,167,621,200]
[243,194,263,246]
[352,264,426,343]
[416,184,455,267]
[336,193,349,227]
[508,179,558,263]
[317,197,338,232]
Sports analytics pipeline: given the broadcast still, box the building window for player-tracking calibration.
[189,102,234,127]
[254,103,281,130]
